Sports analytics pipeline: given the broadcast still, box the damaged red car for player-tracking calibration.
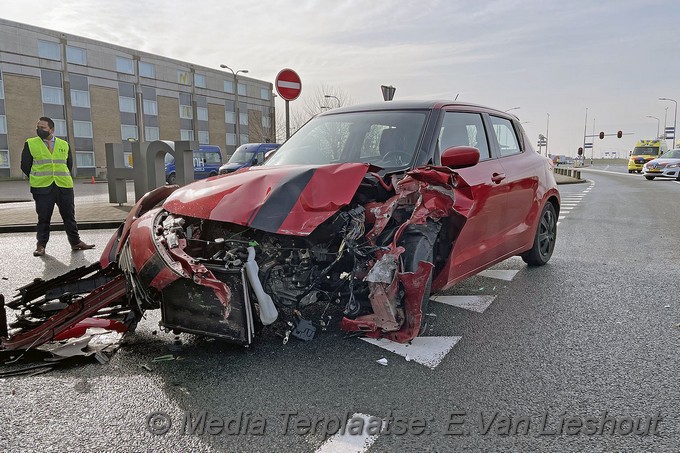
[1,101,559,352]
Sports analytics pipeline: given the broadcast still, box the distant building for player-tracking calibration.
[0,18,275,178]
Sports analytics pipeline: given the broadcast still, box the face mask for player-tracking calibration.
[36,129,50,139]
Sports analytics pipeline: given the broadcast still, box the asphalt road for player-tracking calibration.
[1,169,679,452]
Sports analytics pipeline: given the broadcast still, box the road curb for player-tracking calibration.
[0,221,122,234]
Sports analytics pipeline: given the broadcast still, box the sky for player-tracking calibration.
[1,0,679,157]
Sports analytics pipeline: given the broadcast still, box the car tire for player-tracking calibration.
[676,174,680,182]
[209,171,217,177]
[521,202,557,267]
[167,173,176,185]
[628,170,633,174]
[644,175,655,180]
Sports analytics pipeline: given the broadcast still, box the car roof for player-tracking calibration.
[319,100,509,117]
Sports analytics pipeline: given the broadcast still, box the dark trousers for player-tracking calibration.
[33,185,81,246]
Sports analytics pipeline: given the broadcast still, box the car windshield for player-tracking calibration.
[265,110,429,168]
[660,149,680,159]
[632,147,660,156]
[228,147,257,164]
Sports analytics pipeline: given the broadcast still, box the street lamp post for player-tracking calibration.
[545,113,550,157]
[324,94,340,108]
[646,115,660,138]
[220,64,249,146]
[659,97,677,147]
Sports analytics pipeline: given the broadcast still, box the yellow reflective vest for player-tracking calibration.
[27,136,73,189]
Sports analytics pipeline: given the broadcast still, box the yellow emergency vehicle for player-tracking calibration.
[628,139,668,173]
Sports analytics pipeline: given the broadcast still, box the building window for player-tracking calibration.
[119,96,136,113]
[73,121,93,138]
[237,83,246,96]
[53,119,67,137]
[38,40,61,60]
[224,80,234,93]
[0,116,6,134]
[116,56,134,74]
[198,131,209,144]
[121,125,138,140]
[42,86,64,105]
[180,105,193,119]
[226,133,236,146]
[71,90,91,108]
[143,99,158,115]
[139,61,155,78]
[76,151,95,168]
[177,70,192,85]
[260,88,270,100]
[66,45,87,65]
[0,150,9,168]
[195,74,206,88]
[0,80,5,99]
[197,107,208,121]
[145,126,160,141]
[239,112,248,126]
[262,116,271,128]
[225,111,236,124]
[240,134,249,145]
[180,129,194,141]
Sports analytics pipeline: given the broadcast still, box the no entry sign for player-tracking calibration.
[275,68,302,101]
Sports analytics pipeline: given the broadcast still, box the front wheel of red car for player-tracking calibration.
[521,202,557,266]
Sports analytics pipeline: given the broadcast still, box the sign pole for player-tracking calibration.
[285,100,291,139]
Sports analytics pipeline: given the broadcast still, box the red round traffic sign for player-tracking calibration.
[275,68,302,101]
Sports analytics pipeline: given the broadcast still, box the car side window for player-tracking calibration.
[438,112,491,161]
[489,116,522,157]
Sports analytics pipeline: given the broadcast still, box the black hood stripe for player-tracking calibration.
[248,167,317,232]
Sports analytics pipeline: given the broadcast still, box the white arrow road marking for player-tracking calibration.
[477,269,519,281]
[315,413,382,453]
[360,336,461,369]
[430,295,496,313]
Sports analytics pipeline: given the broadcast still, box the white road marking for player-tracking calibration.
[430,295,496,313]
[558,216,566,220]
[360,336,461,369]
[315,413,382,453]
[477,269,519,281]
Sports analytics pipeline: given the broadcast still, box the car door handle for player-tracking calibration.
[491,172,506,183]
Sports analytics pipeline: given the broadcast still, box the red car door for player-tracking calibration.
[488,115,541,255]
[431,111,510,291]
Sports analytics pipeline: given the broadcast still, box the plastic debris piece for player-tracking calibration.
[94,352,110,364]
[376,357,388,366]
[140,364,152,371]
[292,319,316,341]
[152,354,176,362]
[664,305,671,308]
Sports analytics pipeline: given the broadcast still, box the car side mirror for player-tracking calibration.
[441,146,480,169]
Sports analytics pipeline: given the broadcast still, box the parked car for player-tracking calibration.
[218,143,280,175]
[2,100,560,353]
[642,149,680,180]
[165,144,223,184]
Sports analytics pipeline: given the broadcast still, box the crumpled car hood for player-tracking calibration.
[163,163,371,236]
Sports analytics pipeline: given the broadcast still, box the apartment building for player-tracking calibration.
[0,18,275,178]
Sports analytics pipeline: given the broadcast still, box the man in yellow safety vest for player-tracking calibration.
[20,117,94,256]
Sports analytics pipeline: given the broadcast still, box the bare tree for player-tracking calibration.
[275,83,353,143]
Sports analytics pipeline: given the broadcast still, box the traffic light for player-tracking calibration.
[617,130,623,138]
[599,131,605,139]
[578,147,583,155]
